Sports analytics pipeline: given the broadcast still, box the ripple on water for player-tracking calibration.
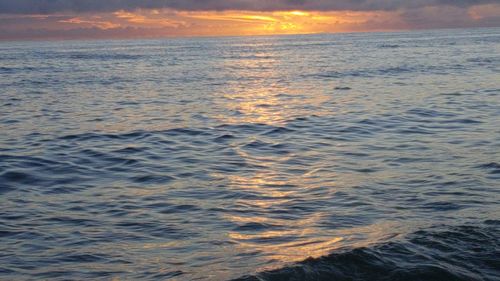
[476,162,500,173]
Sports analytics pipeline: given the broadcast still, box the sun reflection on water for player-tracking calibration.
[213,46,331,126]
[213,164,343,265]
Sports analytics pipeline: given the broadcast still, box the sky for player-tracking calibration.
[0,0,499,40]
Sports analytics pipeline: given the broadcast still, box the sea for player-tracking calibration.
[1,27,499,280]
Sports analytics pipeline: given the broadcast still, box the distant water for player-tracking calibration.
[1,28,499,280]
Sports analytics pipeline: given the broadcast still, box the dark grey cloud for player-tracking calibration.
[0,0,498,14]
[401,5,500,29]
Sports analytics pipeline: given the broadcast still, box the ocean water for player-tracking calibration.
[1,28,499,280]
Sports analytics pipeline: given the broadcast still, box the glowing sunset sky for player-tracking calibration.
[0,0,499,40]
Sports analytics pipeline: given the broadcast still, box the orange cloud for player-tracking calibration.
[25,9,406,38]
[173,10,393,35]
[113,10,186,27]
[59,17,120,29]
[468,4,500,20]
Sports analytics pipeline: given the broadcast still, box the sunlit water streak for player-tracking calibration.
[0,28,499,280]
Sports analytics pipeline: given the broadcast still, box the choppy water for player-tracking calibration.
[1,28,499,280]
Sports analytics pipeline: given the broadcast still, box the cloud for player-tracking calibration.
[0,0,499,14]
[59,17,120,29]
[0,2,499,40]
[0,26,180,40]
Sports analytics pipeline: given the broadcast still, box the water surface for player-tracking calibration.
[1,28,499,280]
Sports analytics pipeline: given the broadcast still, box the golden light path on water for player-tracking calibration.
[214,44,332,126]
[207,48,402,269]
[211,153,403,269]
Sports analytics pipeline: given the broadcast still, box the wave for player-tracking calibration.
[36,51,144,61]
[234,221,500,281]
[302,63,468,79]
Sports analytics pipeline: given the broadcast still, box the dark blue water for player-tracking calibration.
[1,28,499,280]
